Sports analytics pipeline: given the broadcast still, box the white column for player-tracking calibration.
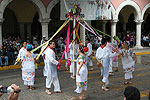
[102,20,107,33]
[134,20,143,49]
[80,22,86,45]
[0,19,4,46]
[19,23,25,41]
[39,18,51,40]
[111,19,118,42]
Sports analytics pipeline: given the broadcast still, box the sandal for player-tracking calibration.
[89,68,94,71]
[79,96,86,100]
[27,86,30,89]
[45,90,52,95]
[129,81,132,84]
[29,87,35,90]
[124,82,129,85]
[70,75,75,80]
[55,91,62,93]
[71,97,79,100]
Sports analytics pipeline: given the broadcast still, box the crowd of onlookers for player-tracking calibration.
[0,32,150,66]
[0,36,41,66]
[142,34,150,46]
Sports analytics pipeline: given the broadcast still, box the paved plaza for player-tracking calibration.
[0,54,150,100]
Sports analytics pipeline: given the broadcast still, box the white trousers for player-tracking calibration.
[102,58,110,85]
[70,54,74,73]
[109,58,113,73]
[125,72,133,80]
[85,55,93,66]
[46,77,61,92]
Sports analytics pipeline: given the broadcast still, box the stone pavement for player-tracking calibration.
[0,54,150,100]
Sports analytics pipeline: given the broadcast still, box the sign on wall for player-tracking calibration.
[61,0,112,20]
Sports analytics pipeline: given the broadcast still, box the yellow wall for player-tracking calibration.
[7,0,38,23]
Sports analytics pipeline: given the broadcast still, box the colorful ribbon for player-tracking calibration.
[66,22,71,67]
[35,18,71,60]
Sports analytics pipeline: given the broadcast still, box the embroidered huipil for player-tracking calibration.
[75,55,88,93]
[120,49,135,73]
[21,53,35,82]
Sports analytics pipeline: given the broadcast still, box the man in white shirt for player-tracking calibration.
[69,40,76,79]
[45,41,61,95]
[107,40,114,76]
[85,39,94,71]
[98,38,117,91]
[17,42,27,60]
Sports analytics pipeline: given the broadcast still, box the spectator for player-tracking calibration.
[0,84,20,100]
[130,34,135,47]
[0,46,9,66]
[125,34,130,46]
[33,37,39,46]
[40,35,46,45]
[124,86,140,100]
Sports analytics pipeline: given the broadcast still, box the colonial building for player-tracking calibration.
[0,0,150,49]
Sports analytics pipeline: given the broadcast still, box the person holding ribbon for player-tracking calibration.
[96,39,106,76]
[120,42,137,85]
[44,41,62,95]
[70,46,88,100]
[97,38,118,91]
[20,44,35,90]
[85,39,94,71]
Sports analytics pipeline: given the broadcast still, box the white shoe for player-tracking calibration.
[102,86,109,91]
[109,72,114,76]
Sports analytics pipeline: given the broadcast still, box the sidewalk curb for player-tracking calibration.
[0,52,150,71]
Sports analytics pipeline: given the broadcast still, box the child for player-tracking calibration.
[120,42,137,85]
[70,46,88,99]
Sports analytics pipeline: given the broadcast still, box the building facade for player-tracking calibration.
[0,0,150,49]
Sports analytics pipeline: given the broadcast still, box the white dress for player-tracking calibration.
[120,49,135,79]
[21,53,35,86]
[85,43,93,66]
[75,55,88,93]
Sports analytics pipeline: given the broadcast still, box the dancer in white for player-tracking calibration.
[120,42,137,85]
[96,41,105,76]
[69,40,75,79]
[45,41,61,95]
[107,40,114,76]
[20,44,35,90]
[17,42,27,60]
[112,40,119,72]
[42,40,48,77]
[97,38,118,91]
[85,39,94,71]
[70,46,88,100]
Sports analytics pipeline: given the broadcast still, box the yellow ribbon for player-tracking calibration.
[15,18,70,64]
[75,22,81,43]
[35,18,71,60]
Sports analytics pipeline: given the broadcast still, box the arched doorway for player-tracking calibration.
[126,13,136,33]
[2,8,18,38]
[2,0,41,41]
[48,2,67,39]
[117,5,137,45]
[31,12,42,41]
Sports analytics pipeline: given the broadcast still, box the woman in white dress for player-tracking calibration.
[20,44,36,90]
[70,46,88,100]
[120,42,137,85]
